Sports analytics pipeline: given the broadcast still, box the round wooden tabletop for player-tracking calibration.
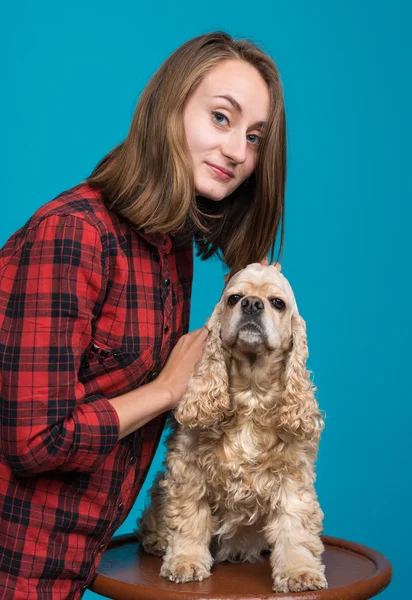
[90,534,392,600]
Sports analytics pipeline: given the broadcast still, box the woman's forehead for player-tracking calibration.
[197,61,270,115]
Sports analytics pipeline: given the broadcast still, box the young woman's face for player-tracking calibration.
[183,59,270,201]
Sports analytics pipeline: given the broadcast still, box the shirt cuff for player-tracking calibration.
[67,396,120,471]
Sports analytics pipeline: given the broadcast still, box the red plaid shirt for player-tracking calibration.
[0,183,193,599]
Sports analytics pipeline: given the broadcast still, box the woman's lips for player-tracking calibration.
[206,163,234,181]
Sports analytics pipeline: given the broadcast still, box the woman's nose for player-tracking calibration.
[221,130,248,164]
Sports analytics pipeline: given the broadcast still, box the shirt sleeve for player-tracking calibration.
[0,213,120,477]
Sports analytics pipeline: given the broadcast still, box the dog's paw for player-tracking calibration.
[160,555,212,583]
[141,533,168,557]
[273,569,328,593]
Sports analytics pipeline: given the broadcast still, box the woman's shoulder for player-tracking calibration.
[26,182,117,236]
[10,181,128,239]
[0,183,125,272]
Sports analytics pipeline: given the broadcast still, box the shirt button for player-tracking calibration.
[129,455,136,465]
[164,325,169,334]
[80,585,87,592]
[150,371,158,380]
[164,278,170,286]
[118,502,124,511]
[98,542,106,551]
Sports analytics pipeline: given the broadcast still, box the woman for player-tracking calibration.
[0,31,285,599]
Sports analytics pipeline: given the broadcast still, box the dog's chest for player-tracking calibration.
[200,423,283,509]
[223,421,264,464]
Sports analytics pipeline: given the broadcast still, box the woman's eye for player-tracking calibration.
[228,294,242,307]
[212,112,261,147]
[212,111,229,126]
[247,134,261,146]
[270,298,286,311]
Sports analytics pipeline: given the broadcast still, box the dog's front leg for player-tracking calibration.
[160,471,214,583]
[264,479,328,593]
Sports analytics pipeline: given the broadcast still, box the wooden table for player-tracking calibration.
[90,534,392,599]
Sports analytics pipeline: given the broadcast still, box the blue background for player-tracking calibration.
[3,2,411,598]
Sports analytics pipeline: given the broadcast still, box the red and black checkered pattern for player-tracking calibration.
[0,183,193,598]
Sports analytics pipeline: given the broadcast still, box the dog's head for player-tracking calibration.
[174,263,323,440]
[219,263,298,356]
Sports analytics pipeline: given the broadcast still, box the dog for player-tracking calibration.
[138,262,327,593]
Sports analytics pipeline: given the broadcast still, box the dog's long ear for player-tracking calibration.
[278,313,324,442]
[174,299,230,429]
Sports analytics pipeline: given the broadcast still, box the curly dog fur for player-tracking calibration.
[137,263,327,593]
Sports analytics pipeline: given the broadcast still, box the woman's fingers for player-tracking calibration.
[155,326,209,405]
[187,326,208,339]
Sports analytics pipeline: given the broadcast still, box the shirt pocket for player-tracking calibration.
[78,336,155,399]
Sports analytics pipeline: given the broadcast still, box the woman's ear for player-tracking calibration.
[278,313,324,442]
[174,299,231,429]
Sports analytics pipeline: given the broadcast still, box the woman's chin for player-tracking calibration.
[194,187,228,202]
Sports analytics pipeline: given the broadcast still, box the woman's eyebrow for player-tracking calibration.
[213,94,266,129]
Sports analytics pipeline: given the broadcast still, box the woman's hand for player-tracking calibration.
[259,257,282,271]
[154,327,209,407]
[109,327,209,439]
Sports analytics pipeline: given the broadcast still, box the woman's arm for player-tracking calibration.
[0,213,206,477]
[0,211,207,476]
[0,214,122,476]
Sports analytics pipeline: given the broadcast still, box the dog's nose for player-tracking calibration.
[241,296,264,315]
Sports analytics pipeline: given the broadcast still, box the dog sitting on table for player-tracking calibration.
[138,262,327,593]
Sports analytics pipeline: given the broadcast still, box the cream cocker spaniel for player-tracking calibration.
[138,262,327,593]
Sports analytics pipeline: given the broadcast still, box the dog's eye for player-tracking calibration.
[227,294,242,306]
[270,297,286,311]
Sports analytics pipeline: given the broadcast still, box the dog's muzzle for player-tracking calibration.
[240,296,264,315]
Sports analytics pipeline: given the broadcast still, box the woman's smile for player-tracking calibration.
[206,162,235,181]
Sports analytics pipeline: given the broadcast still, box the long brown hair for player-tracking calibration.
[85,31,286,277]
